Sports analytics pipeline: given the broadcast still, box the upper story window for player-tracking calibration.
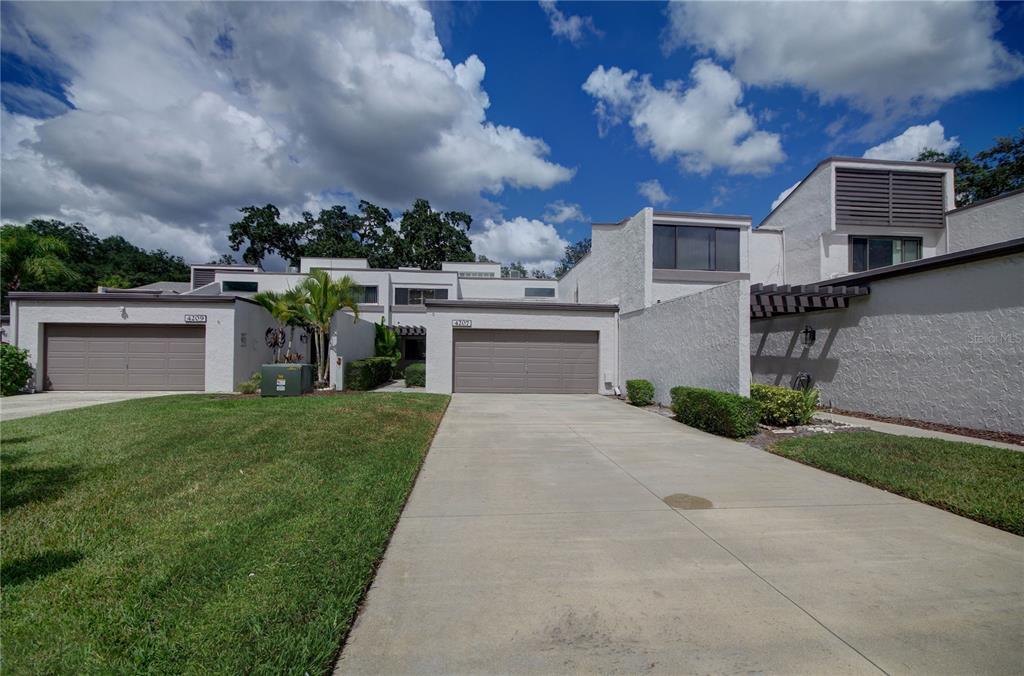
[222,280,258,293]
[835,168,945,228]
[394,287,449,305]
[354,285,379,304]
[653,225,740,271]
[524,287,556,298]
[458,271,496,278]
[850,236,922,272]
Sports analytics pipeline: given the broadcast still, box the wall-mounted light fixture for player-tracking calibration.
[801,325,816,347]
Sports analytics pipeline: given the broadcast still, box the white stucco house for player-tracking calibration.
[7,156,1022,433]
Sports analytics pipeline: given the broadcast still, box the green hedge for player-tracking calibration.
[1,343,34,396]
[751,383,819,427]
[625,379,654,406]
[346,357,393,391]
[404,362,426,387]
[669,386,761,438]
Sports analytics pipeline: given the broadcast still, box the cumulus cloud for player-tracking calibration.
[469,216,569,273]
[0,2,572,262]
[583,60,784,175]
[771,181,801,211]
[863,121,959,161]
[539,1,602,46]
[543,200,587,223]
[664,1,1024,119]
[637,179,670,206]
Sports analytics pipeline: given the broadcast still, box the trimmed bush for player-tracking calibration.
[404,362,426,387]
[236,371,262,395]
[625,379,654,406]
[1,343,34,396]
[345,357,393,391]
[751,383,819,427]
[669,386,761,438]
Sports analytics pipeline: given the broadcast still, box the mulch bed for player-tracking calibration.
[822,407,1024,447]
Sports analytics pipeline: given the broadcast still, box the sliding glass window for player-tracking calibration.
[850,236,922,272]
[653,225,741,271]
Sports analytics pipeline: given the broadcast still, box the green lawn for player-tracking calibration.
[769,431,1024,534]
[1,392,449,674]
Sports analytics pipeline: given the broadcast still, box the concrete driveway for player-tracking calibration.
[0,391,182,421]
[337,394,1023,675]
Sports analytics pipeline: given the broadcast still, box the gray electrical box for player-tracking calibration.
[260,364,314,397]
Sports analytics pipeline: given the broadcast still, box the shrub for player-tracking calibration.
[236,371,261,395]
[751,383,819,427]
[625,379,654,406]
[0,343,34,396]
[404,362,426,387]
[669,386,761,439]
[346,357,393,390]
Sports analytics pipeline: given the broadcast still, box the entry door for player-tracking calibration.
[453,329,598,393]
[45,324,205,391]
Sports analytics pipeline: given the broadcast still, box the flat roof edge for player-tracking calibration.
[7,291,242,304]
[424,299,618,312]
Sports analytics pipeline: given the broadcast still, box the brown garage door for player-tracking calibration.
[45,324,205,391]
[453,329,598,393]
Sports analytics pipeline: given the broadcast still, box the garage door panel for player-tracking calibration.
[453,329,598,394]
[45,324,205,391]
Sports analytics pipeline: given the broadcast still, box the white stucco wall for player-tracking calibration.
[457,277,558,300]
[330,313,377,388]
[749,229,784,284]
[564,210,649,313]
[420,307,619,394]
[946,191,1024,252]
[232,300,277,388]
[759,164,833,285]
[300,257,369,272]
[619,280,751,404]
[751,252,1024,434]
[13,299,241,392]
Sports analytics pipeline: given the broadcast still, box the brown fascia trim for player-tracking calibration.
[7,291,256,305]
[653,210,751,223]
[819,236,1024,286]
[424,299,618,313]
[758,156,955,229]
[945,187,1024,215]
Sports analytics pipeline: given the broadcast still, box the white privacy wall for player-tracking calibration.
[232,300,277,387]
[619,280,751,403]
[331,313,377,387]
[946,191,1024,252]
[751,252,1024,434]
[559,209,650,312]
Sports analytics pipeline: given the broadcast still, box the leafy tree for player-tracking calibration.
[207,253,238,265]
[501,261,527,278]
[1,225,80,309]
[98,274,133,289]
[373,318,401,372]
[395,198,474,270]
[227,204,307,268]
[917,129,1024,206]
[530,268,552,279]
[553,238,591,277]
[295,270,360,385]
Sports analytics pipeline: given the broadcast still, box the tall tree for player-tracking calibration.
[553,238,592,277]
[501,261,527,278]
[396,198,474,270]
[1,225,80,299]
[228,204,308,268]
[917,129,1023,206]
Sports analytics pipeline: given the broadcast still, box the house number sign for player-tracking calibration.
[184,314,207,324]
[452,319,472,327]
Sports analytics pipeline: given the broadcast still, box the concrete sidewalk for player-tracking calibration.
[0,391,180,421]
[816,411,1022,451]
[337,394,1023,675]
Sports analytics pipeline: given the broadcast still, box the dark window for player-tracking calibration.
[652,225,741,271]
[355,285,379,304]
[394,287,448,304]
[222,280,258,292]
[403,338,426,361]
[525,287,556,298]
[850,236,923,272]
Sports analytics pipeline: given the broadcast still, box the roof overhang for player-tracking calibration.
[7,291,248,305]
[390,324,426,337]
[424,299,618,313]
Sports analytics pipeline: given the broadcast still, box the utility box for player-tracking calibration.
[260,364,314,397]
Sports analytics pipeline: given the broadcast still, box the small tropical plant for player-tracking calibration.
[253,287,310,363]
[374,319,401,372]
[296,270,359,385]
[236,371,262,395]
[0,224,80,292]
[1,343,34,396]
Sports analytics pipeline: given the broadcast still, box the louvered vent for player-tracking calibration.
[191,267,217,289]
[836,168,945,228]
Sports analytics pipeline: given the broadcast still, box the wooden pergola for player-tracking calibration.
[390,324,426,337]
[750,283,869,319]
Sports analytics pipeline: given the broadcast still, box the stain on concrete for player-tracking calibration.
[662,493,713,509]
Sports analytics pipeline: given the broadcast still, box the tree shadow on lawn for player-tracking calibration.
[1,463,82,511]
[1,550,85,587]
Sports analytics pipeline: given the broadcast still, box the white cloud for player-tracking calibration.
[0,2,573,262]
[863,121,959,161]
[539,1,602,46]
[469,216,569,273]
[771,181,801,211]
[637,179,670,206]
[583,60,784,175]
[664,1,1024,119]
[543,200,587,223]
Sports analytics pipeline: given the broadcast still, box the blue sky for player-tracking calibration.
[2,1,1023,270]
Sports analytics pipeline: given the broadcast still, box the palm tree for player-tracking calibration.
[252,290,289,363]
[253,287,312,363]
[296,270,360,385]
[1,225,80,292]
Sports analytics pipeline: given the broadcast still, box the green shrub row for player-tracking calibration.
[669,386,761,439]
[346,357,393,390]
[751,383,819,426]
[1,343,34,396]
[625,379,654,406]
[404,362,426,387]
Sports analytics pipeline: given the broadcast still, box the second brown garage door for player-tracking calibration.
[45,324,205,391]
[453,329,598,393]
